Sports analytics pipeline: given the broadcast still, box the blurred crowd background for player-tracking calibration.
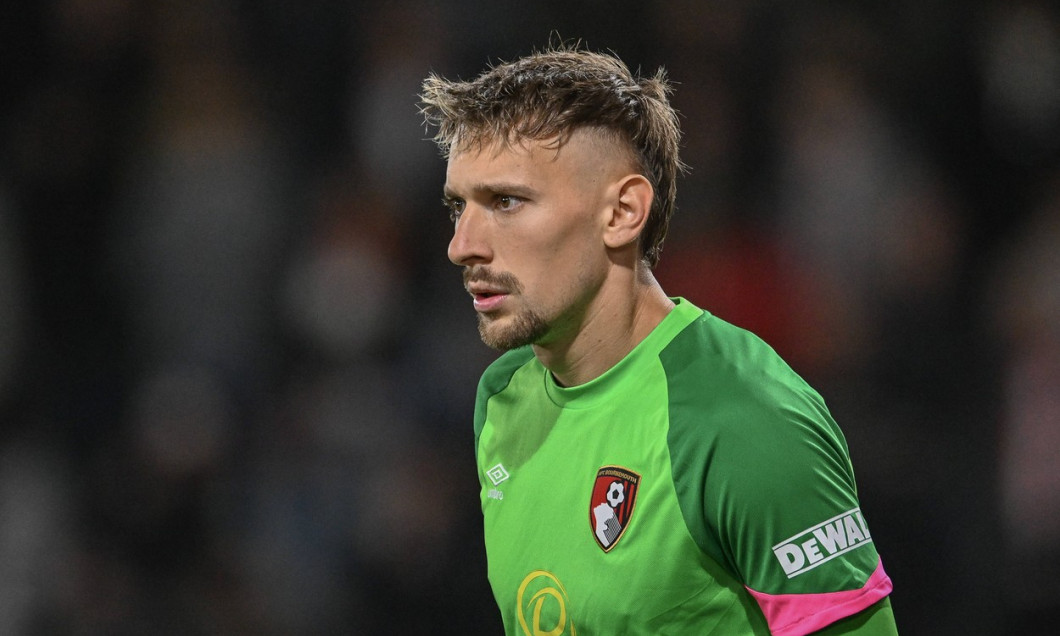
[0,1,1058,634]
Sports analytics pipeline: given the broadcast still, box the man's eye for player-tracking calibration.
[444,198,465,222]
[497,195,519,211]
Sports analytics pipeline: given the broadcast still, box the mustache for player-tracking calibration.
[462,266,522,293]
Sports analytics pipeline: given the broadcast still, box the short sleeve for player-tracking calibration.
[663,315,892,635]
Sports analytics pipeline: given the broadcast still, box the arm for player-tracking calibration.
[661,318,895,636]
[815,598,898,635]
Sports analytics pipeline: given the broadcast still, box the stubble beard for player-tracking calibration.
[464,266,550,350]
[477,307,549,351]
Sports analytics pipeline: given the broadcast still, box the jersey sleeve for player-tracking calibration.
[663,316,893,636]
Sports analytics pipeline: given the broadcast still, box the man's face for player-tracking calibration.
[444,131,622,350]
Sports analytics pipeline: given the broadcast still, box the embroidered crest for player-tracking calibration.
[589,466,640,552]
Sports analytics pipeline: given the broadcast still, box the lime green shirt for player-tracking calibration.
[473,299,892,635]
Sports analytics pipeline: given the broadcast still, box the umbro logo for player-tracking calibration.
[486,463,510,485]
[486,463,509,501]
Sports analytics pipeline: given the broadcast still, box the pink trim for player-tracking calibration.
[745,559,892,636]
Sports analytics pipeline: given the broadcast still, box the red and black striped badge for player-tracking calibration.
[588,466,640,552]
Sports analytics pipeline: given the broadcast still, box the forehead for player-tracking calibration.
[444,136,565,193]
[444,129,630,190]
[450,133,557,165]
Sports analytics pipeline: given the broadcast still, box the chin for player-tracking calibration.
[477,311,548,351]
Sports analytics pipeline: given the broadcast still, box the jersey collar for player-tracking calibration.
[542,298,704,409]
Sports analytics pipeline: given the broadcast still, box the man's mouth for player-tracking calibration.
[471,290,509,312]
[463,268,520,313]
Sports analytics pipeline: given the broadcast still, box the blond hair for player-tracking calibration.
[420,45,685,267]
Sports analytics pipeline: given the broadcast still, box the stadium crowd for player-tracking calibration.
[0,1,1057,634]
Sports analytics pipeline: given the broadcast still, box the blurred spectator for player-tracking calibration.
[98,1,291,632]
[980,1,1060,164]
[0,191,27,409]
[0,443,71,634]
[348,1,450,216]
[989,171,1060,633]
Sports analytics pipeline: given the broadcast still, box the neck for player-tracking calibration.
[533,268,674,387]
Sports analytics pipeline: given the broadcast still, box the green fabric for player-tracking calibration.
[473,299,884,635]
[661,308,879,595]
[815,598,898,635]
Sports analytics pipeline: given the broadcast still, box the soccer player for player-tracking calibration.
[419,45,897,635]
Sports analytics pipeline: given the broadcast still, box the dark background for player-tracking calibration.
[1,1,1058,634]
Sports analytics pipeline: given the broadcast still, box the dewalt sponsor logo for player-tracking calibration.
[773,508,873,578]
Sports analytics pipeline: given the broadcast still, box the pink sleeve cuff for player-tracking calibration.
[745,558,893,636]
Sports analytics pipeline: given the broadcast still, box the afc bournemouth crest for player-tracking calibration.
[589,466,641,552]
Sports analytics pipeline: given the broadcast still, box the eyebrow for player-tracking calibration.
[443,181,537,200]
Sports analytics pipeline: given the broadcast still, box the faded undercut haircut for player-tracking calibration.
[419,44,685,268]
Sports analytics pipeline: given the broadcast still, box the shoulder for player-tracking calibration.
[660,312,834,434]
[476,346,536,398]
[660,314,857,561]
[663,312,849,483]
[657,310,890,632]
[473,347,537,438]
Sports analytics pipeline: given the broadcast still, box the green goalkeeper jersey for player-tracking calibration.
[473,299,892,635]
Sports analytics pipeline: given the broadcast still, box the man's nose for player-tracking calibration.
[448,205,491,266]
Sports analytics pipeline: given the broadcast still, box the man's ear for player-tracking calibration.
[603,174,654,250]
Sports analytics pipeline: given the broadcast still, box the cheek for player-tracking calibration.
[509,204,605,290]
[541,212,601,261]
[531,235,609,299]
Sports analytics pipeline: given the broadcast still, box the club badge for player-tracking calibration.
[589,466,640,552]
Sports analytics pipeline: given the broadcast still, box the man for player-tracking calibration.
[420,45,897,635]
